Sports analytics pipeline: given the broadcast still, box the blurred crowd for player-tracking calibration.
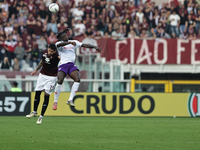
[0,0,200,71]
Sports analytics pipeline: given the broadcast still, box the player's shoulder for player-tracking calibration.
[55,41,63,45]
[52,51,59,58]
[55,51,59,56]
[70,40,81,43]
[73,40,83,47]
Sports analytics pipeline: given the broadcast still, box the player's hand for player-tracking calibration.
[31,70,37,76]
[95,46,101,53]
[70,42,76,46]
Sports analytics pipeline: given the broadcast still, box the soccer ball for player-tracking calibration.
[49,3,59,13]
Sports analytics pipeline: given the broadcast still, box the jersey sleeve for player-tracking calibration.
[74,40,83,48]
[55,41,63,49]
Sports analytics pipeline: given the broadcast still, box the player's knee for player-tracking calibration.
[44,92,49,96]
[57,76,65,84]
[74,78,80,82]
[57,79,63,84]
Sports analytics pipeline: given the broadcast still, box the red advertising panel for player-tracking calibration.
[76,37,200,65]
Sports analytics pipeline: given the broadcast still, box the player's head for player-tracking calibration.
[48,43,57,56]
[57,28,70,41]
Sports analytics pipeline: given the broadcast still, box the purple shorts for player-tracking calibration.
[58,62,79,76]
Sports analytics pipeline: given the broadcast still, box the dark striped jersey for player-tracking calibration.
[40,49,60,76]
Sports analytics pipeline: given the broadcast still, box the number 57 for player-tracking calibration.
[4,97,29,112]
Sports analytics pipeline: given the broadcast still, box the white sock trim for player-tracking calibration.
[54,83,62,103]
[69,82,80,100]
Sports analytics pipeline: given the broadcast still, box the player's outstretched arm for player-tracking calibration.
[81,44,101,53]
[31,60,43,76]
[57,41,76,48]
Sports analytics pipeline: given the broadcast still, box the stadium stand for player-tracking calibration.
[0,0,200,93]
[0,0,199,71]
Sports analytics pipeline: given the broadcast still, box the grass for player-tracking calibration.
[0,117,200,150]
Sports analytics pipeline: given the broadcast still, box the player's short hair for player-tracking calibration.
[57,28,70,40]
[48,43,57,51]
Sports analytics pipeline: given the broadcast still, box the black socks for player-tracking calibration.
[41,94,49,116]
[34,91,41,112]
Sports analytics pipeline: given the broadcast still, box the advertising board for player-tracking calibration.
[31,92,193,117]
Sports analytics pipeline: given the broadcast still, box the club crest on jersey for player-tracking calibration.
[45,57,50,64]
[43,53,47,57]
[188,93,200,117]
[43,53,51,64]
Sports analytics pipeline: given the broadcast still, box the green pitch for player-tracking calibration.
[0,117,199,150]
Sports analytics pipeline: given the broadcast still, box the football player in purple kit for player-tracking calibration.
[26,43,60,125]
[52,29,101,110]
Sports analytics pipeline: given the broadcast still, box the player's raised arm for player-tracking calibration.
[56,41,76,48]
[31,59,44,76]
[81,44,101,53]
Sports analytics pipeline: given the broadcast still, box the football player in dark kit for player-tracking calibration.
[26,43,60,125]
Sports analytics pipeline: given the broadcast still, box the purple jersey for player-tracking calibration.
[40,49,60,76]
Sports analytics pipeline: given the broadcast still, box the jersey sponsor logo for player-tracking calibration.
[63,46,74,50]
[188,93,200,117]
